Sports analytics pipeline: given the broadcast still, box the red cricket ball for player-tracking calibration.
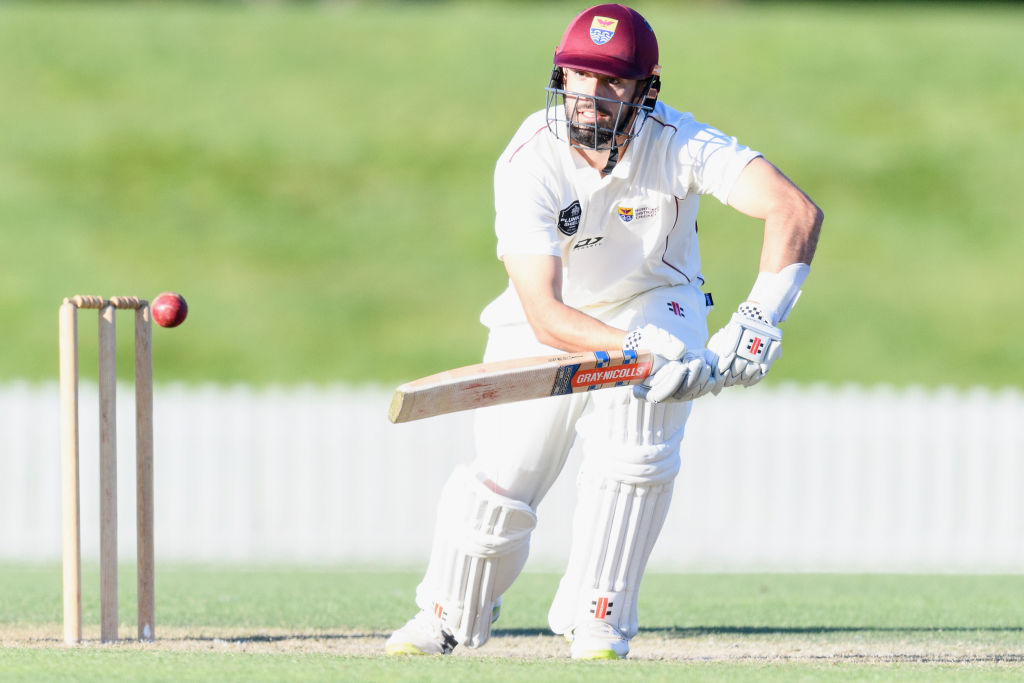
[152,292,188,328]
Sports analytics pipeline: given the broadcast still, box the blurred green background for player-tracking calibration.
[1,1,1021,387]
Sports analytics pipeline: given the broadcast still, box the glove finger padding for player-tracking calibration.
[633,352,716,404]
[706,305,782,389]
[633,360,686,404]
[739,358,761,384]
[744,342,782,387]
[672,354,715,401]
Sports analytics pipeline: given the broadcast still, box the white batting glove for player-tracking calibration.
[706,302,782,391]
[624,325,715,404]
[638,350,717,403]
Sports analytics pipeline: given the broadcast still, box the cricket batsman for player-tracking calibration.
[386,3,822,659]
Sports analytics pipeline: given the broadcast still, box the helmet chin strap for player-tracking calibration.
[600,110,636,174]
[600,145,619,175]
[600,77,658,174]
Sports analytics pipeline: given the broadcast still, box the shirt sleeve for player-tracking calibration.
[493,150,562,260]
[679,123,762,203]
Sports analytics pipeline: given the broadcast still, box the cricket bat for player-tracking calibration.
[388,349,653,423]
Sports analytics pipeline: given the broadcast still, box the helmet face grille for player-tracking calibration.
[544,75,657,153]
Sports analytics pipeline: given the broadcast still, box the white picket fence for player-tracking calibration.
[1,381,1021,572]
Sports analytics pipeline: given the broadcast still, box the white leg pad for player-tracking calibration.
[548,391,688,639]
[548,471,673,638]
[416,465,537,648]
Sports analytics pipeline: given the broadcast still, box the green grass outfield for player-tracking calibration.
[1,2,1022,388]
[2,565,1023,680]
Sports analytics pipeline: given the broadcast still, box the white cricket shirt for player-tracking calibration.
[481,101,761,329]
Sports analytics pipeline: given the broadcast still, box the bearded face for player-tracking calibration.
[545,68,649,151]
[565,94,635,149]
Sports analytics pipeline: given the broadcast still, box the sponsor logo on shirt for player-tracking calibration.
[572,236,603,251]
[558,200,582,236]
[590,16,618,45]
[617,205,660,223]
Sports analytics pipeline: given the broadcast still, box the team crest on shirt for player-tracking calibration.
[590,16,618,45]
[558,200,582,236]
[618,205,660,223]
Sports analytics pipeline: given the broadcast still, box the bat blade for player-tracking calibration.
[388,349,654,423]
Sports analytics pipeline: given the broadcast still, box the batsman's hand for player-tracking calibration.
[706,302,782,391]
[634,350,716,403]
[625,324,716,404]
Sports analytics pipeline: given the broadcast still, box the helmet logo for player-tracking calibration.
[589,16,618,45]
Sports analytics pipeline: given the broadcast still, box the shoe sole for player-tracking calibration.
[384,642,432,656]
[565,630,628,660]
[573,649,625,660]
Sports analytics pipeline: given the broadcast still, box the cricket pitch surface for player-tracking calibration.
[4,625,1023,665]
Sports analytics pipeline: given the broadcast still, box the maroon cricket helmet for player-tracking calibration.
[553,4,659,81]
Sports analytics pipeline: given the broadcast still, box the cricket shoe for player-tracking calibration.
[567,621,630,660]
[384,610,458,656]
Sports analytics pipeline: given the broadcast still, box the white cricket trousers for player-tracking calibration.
[470,283,710,505]
[466,283,712,639]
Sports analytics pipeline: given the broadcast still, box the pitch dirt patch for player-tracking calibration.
[3,624,1023,665]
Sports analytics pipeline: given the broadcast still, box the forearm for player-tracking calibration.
[727,157,823,273]
[504,252,628,352]
[522,298,626,352]
[758,193,823,272]
[745,192,822,324]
